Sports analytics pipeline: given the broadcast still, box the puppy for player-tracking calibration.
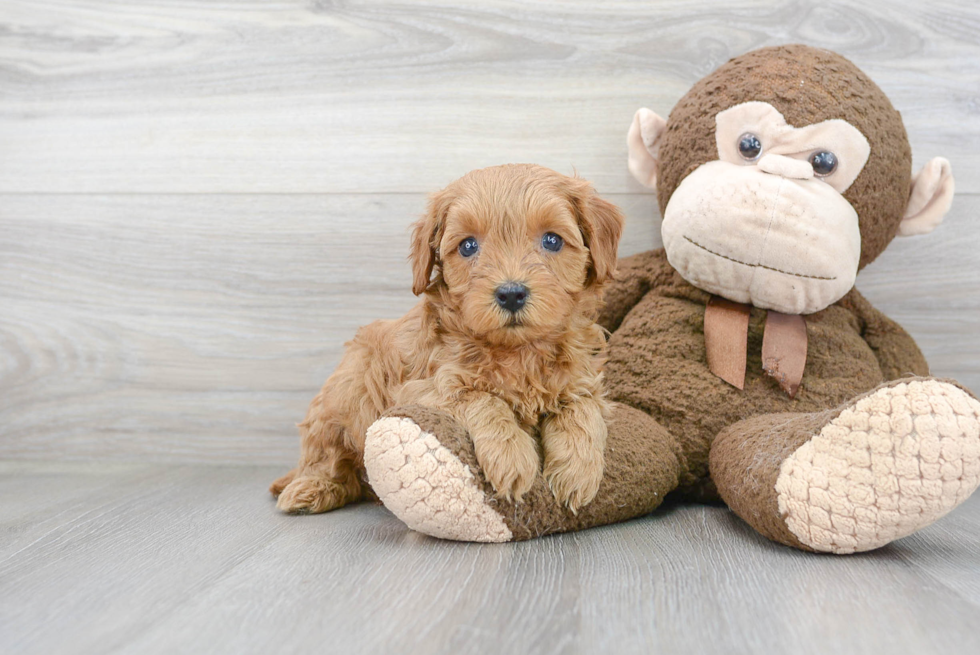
[270,164,625,514]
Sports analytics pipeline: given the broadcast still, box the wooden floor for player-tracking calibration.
[1,459,979,655]
[2,1,980,653]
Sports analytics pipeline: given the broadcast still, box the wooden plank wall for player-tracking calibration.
[1,0,978,464]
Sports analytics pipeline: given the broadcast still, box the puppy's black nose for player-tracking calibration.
[495,283,528,313]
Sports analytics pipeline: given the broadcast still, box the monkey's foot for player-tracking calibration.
[364,404,682,542]
[364,410,514,542]
[712,378,980,554]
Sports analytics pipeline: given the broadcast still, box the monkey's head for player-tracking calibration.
[627,45,954,315]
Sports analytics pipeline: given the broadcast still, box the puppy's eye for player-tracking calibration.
[809,150,838,177]
[541,232,564,252]
[738,133,762,160]
[458,237,479,258]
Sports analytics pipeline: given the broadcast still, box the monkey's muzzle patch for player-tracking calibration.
[662,161,861,315]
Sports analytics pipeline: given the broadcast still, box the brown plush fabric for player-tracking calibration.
[710,410,841,551]
[384,403,687,541]
[657,45,912,270]
[599,249,928,488]
[836,291,931,380]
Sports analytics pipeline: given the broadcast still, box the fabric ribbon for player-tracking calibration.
[704,296,808,399]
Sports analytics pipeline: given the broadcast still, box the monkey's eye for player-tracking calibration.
[458,237,479,258]
[809,151,838,177]
[541,232,564,253]
[738,133,763,160]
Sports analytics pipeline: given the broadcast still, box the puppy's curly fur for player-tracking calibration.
[270,164,625,513]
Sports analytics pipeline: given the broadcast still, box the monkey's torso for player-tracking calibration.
[601,248,928,484]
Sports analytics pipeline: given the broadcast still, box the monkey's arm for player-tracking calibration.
[598,248,675,333]
[838,289,930,380]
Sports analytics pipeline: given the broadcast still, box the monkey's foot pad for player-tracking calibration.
[364,417,513,543]
[776,380,980,554]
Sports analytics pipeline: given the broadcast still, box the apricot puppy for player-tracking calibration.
[270,164,625,514]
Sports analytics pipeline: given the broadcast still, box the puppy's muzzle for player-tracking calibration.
[495,282,528,314]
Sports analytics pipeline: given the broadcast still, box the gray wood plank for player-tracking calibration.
[0,462,291,655]
[0,192,657,463]
[0,461,978,655]
[1,0,978,194]
[1,192,976,464]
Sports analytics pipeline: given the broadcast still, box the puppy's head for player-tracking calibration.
[410,164,625,345]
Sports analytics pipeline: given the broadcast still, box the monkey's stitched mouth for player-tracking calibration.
[683,236,837,281]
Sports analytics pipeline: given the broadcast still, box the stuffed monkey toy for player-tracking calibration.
[362,45,980,553]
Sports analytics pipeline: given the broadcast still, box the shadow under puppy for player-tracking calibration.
[271,164,625,514]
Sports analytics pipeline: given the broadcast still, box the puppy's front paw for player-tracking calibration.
[543,437,605,513]
[473,426,540,502]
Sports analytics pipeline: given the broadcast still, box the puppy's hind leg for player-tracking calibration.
[273,399,365,514]
[272,322,401,514]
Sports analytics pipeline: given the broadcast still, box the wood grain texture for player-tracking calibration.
[0,460,978,655]
[1,193,976,464]
[0,0,978,193]
[2,4,978,653]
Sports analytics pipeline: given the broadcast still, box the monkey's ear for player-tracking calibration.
[627,108,667,190]
[409,189,453,295]
[898,158,955,236]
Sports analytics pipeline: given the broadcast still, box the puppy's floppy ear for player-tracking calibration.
[410,187,453,295]
[566,179,626,286]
